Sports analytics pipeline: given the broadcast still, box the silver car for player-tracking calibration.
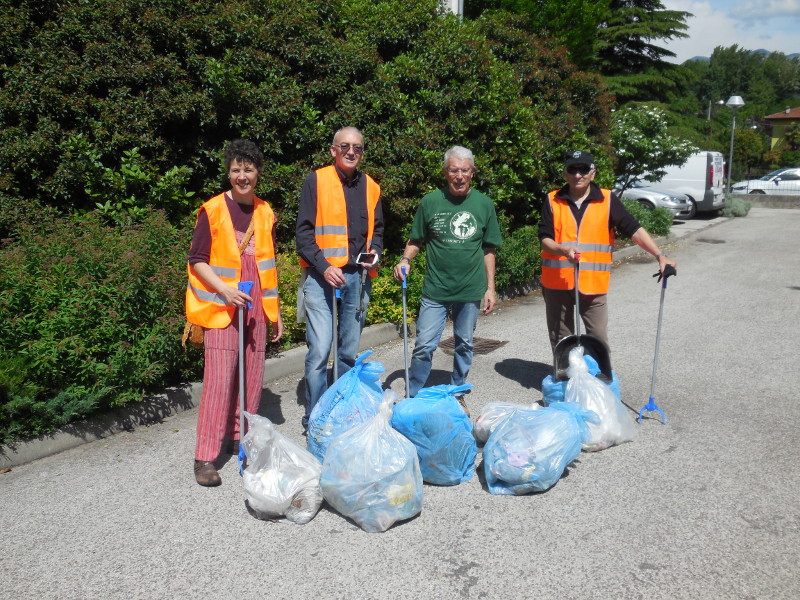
[615,180,695,219]
[731,167,800,195]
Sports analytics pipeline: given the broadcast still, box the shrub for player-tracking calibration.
[0,209,202,443]
[621,199,673,238]
[722,194,751,217]
[494,225,540,291]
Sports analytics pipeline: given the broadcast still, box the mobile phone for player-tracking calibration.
[356,252,377,266]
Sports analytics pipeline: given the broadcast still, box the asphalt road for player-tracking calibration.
[2,208,799,600]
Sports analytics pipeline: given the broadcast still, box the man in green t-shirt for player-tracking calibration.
[393,146,503,400]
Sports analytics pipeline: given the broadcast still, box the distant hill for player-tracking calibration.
[686,49,800,63]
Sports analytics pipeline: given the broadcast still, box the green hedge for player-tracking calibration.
[0,0,613,249]
[621,199,673,238]
[0,208,202,442]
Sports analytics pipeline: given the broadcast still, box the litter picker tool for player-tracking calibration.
[638,264,677,424]
[358,267,368,314]
[237,280,254,473]
[332,286,341,381]
[401,266,410,397]
[552,254,612,381]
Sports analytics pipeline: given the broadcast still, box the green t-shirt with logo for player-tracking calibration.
[410,187,503,302]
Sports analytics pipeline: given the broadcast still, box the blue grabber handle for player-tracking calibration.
[238,281,254,309]
[401,265,407,289]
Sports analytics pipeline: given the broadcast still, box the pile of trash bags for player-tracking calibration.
[240,343,642,529]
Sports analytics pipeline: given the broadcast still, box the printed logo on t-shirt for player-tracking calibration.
[449,211,477,240]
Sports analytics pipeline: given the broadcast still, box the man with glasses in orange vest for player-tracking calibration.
[539,150,677,353]
[296,126,384,430]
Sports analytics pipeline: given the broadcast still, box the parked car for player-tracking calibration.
[614,180,695,219]
[655,151,725,214]
[731,168,800,195]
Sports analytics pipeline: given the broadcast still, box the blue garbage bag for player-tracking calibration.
[542,354,620,405]
[307,350,384,462]
[483,402,599,495]
[320,391,424,533]
[391,384,477,485]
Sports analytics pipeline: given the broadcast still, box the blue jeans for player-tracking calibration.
[408,297,480,398]
[302,268,370,423]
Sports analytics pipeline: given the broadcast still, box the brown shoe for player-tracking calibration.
[194,460,221,487]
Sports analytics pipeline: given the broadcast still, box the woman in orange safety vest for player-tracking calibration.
[186,139,283,487]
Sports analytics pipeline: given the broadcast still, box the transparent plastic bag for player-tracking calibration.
[390,384,477,485]
[542,354,620,405]
[483,402,599,495]
[307,350,384,462]
[473,401,540,444]
[320,391,423,533]
[564,347,636,452]
[241,412,323,524]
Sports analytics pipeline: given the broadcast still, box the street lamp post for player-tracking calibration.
[725,95,745,194]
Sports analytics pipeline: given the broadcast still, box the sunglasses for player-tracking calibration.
[333,143,364,154]
[566,165,593,175]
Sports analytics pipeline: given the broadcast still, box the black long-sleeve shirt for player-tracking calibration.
[295,165,384,275]
[538,182,641,241]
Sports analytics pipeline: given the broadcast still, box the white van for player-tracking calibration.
[654,151,725,216]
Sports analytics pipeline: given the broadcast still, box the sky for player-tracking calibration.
[660,0,800,63]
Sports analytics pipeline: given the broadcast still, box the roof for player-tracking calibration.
[764,107,800,120]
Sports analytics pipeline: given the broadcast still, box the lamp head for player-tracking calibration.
[726,95,745,110]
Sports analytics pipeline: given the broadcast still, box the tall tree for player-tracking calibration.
[464,0,609,67]
[595,0,691,103]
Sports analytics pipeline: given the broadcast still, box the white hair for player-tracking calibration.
[332,126,363,145]
[443,146,474,169]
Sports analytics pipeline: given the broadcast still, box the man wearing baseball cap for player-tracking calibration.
[538,150,677,353]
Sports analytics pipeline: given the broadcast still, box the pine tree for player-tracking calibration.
[595,0,691,103]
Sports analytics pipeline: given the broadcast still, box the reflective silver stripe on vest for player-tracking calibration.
[542,258,611,272]
[210,264,237,279]
[315,225,347,235]
[557,241,613,253]
[257,258,276,271]
[187,282,228,305]
[262,287,279,299]
[322,247,347,258]
[577,242,614,253]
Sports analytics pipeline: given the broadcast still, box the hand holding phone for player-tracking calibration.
[356,252,378,267]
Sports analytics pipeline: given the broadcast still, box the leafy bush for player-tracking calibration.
[0,209,202,443]
[495,225,540,291]
[722,194,751,217]
[0,0,613,249]
[621,199,673,238]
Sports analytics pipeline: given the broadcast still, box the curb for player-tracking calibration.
[1,323,402,469]
[0,217,728,468]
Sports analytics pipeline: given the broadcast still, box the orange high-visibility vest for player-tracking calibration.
[541,189,614,294]
[299,165,380,273]
[186,193,279,328]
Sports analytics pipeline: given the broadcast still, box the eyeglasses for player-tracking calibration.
[333,143,364,154]
[447,168,473,176]
[566,165,593,175]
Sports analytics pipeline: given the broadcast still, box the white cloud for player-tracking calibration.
[661,0,800,62]
[735,0,800,21]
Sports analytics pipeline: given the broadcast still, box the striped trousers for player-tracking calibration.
[194,253,267,462]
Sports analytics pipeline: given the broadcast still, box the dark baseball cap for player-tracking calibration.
[564,150,595,168]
